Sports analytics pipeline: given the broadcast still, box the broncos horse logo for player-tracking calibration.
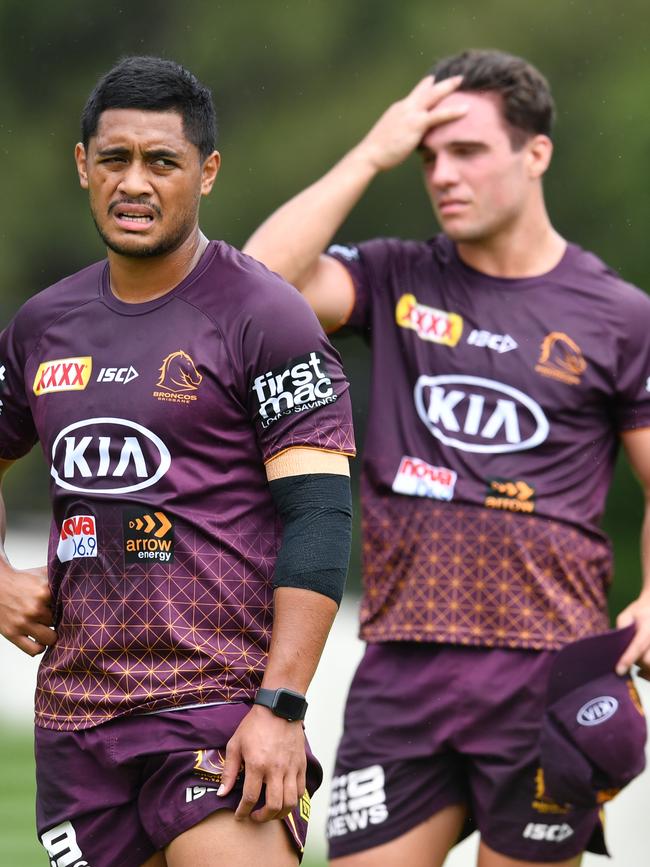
[157,350,203,393]
[535,332,587,386]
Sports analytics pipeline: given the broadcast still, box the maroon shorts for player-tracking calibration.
[35,702,322,867]
[327,643,607,863]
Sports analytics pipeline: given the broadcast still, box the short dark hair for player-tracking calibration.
[81,55,217,160]
[431,49,555,148]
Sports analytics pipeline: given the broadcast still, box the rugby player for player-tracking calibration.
[0,56,355,867]
[244,49,650,867]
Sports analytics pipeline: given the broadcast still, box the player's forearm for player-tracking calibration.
[0,463,12,566]
[261,586,338,694]
[243,145,379,289]
[639,495,650,596]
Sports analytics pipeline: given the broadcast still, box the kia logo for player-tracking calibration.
[414,375,549,454]
[576,696,619,727]
[51,417,171,494]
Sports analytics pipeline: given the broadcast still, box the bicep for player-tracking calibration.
[299,255,356,334]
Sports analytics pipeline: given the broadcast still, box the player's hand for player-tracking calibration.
[615,590,650,679]
[0,563,56,656]
[218,704,307,822]
[354,75,468,173]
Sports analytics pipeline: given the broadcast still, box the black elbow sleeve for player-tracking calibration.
[268,472,353,605]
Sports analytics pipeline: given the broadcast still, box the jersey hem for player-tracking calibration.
[358,624,610,653]
[34,687,258,731]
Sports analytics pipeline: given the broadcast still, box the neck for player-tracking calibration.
[455,204,566,279]
[107,229,209,303]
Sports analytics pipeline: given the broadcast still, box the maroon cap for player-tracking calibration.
[540,624,647,807]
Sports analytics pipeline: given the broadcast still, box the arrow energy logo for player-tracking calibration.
[485,478,536,513]
[123,507,175,563]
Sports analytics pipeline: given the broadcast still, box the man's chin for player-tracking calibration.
[438,220,486,244]
[99,230,180,260]
[105,238,165,258]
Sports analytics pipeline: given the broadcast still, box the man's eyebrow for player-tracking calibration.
[95,145,130,157]
[94,146,183,158]
[144,147,182,159]
[417,139,487,153]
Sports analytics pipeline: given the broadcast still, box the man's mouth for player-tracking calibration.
[119,212,154,223]
[110,202,159,227]
[437,199,469,215]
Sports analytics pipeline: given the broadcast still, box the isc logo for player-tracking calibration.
[467,329,518,354]
[97,366,138,384]
[523,822,573,843]
[414,374,549,454]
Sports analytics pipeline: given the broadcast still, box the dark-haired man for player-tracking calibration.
[0,56,355,867]
[244,49,650,867]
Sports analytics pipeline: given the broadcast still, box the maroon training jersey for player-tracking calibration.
[327,235,650,650]
[0,241,355,730]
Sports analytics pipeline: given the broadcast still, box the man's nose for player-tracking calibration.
[430,153,459,188]
[116,160,154,197]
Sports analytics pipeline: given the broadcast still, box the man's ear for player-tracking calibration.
[525,134,553,180]
[201,150,221,196]
[75,142,89,190]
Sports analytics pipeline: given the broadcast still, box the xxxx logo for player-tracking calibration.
[123,507,175,563]
[485,478,536,513]
[395,294,463,346]
[33,356,92,396]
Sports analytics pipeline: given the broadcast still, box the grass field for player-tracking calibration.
[0,723,326,867]
[0,725,43,867]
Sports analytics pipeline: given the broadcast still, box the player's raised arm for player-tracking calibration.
[243,75,466,330]
[0,459,54,656]
[218,447,352,822]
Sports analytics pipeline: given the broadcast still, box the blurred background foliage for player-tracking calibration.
[1,0,649,617]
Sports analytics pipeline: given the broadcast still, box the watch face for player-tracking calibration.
[275,689,307,720]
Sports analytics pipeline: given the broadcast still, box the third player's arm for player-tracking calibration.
[615,428,650,676]
[243,75,466,331]
[219,447,351,821]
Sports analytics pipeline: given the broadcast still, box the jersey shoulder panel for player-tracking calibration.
[180,241,328,336]
[567,244,648,306]
[9,260,105,360]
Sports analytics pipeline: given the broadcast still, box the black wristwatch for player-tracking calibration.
[254,687,308,721]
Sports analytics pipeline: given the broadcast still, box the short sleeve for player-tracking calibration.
[326,239,394,333]
[240,273,356,462]
[614,287,650,431]
[0,317,38,459]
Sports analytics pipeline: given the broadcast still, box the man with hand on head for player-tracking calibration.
[244,49,650,867]
[0,55,355,867]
